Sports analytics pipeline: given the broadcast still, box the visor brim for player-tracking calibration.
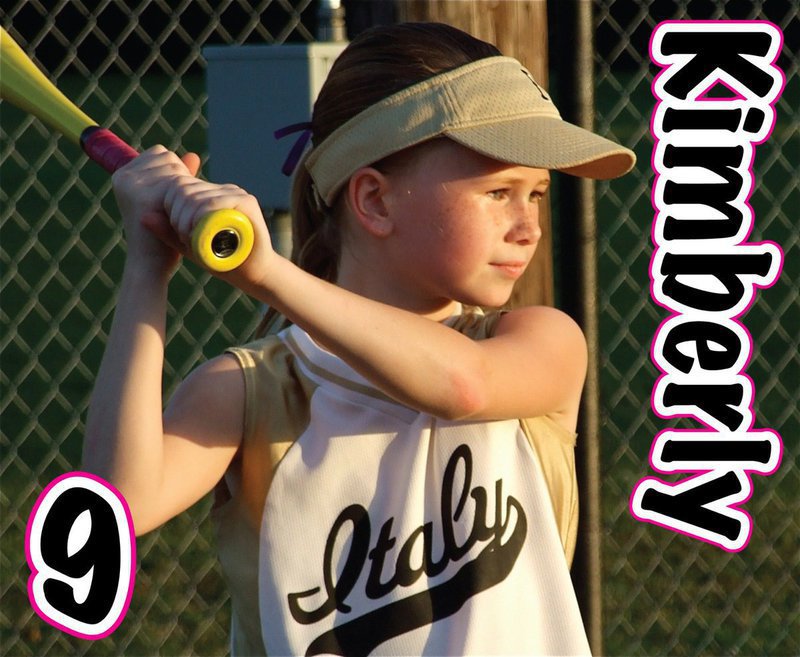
[445,116,636,180]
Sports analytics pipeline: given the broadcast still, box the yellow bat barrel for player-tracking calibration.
[0,27,96,143]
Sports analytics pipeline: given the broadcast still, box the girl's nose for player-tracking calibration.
[507,205,542,246]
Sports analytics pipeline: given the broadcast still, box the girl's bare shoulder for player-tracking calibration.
[164,353,245,447]
[495,305,587,351]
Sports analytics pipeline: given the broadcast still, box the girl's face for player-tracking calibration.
[381,139,549,311]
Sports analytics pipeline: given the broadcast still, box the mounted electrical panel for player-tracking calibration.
[204,43,346,211]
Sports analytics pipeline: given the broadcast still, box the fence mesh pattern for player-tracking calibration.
[1,1,798,656]
[592,1,799,656]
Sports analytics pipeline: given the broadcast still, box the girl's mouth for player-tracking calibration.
[490,262,527,278]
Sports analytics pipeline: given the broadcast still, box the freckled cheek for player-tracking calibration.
[428,218,477,254]
[431,200,480,236]
[439,233,490,278]
[419,200,491,261]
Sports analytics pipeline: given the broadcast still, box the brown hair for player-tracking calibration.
[256,23,501,337]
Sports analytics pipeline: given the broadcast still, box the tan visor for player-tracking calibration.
[305,56,636,206]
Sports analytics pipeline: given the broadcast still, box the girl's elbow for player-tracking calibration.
[439,369,489,421]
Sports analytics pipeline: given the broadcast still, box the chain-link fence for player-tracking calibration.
[1,1,797,656]
[592,1,799,655]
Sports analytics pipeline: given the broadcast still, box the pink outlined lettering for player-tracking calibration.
[631,20,786,552]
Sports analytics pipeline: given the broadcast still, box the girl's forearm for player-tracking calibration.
[257,257,488,420]
[83,264,171,511]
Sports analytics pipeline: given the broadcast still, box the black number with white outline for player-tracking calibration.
[27,473,135,639]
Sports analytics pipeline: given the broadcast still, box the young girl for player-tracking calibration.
[84,22,634,656]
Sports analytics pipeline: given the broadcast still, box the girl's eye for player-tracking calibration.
[488,189,547,202]
[488,189,509,200]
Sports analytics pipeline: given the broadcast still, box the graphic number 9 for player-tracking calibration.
[26,472,135,639]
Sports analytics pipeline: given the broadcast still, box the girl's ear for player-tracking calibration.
[346,167,395,238]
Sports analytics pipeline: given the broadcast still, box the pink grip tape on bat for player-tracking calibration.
[80,127,140,173]
[78,126,255,272]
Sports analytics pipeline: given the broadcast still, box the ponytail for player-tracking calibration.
[289,157,340,284]
[254,153,340,337]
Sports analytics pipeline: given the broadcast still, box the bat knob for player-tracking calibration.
[192,209,255,272]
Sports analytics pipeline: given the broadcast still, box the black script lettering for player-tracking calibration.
[442,445,502,559]
[440,443,476,563]
[664,144,745,173]
[365,518,398,599]
[660,437,774,467]
[660,251,776,312]
[651,429,781,475]
[662,381,747,432]
[307,489,527,657]
[660,31,776,100]
[288,444,528,655]
[661,320,744,374]
[394,522,432,589]
[662,106,767,134]
[662,144,747,241]
[639,471,745,541]
[639,21,785,551]
[288,504,370,624]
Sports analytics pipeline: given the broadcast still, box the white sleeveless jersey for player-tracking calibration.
[215,310,590,656]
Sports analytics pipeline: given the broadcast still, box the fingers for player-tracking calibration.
[140,210,187,256]
[111,145,266,267]
[181,152,202,177]
[162,180,255,249]
[113,145,196,185]
[112,146,192,206]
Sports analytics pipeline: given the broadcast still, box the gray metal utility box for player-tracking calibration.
[204,43,346,212]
